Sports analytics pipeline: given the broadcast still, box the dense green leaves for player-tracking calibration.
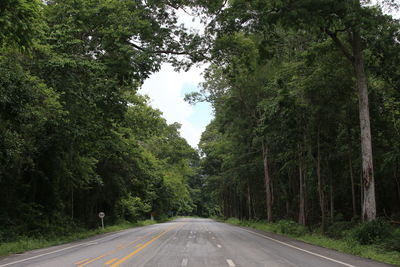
[0,0,43,49]
[0,0,200,239]
[194,0,400,231]
[2,0,400,243]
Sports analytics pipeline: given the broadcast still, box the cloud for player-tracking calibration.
[138,63,212,148]
[138,9,213,149]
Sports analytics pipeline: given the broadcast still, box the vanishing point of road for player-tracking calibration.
[0,218,394,267]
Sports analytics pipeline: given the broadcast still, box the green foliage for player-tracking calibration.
[350,218,392,245]
[326,221,355,239]
[384,228,400,252]
[226,217,241,225]
[194,0,400,245]
[115,195,151,222]
[0,0,44,49]
[0,0,202,242]
[275,220,308,237]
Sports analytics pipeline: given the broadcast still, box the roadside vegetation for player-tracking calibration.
[2,0,400,265]
[1,0,204,253]
[0,220,158,257]
[224,218,400,265]
[190,2,400,266]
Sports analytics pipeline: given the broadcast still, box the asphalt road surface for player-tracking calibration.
[0,218,394,267]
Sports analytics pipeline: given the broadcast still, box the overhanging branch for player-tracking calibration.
[324,28,355,62]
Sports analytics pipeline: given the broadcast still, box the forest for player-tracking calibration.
[194,0,400,225]
[0,0,205,241]
[190,0,400,258]
[1,0,400,259]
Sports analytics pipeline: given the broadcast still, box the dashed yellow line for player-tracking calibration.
[75,258,90,265]
[104,258,117,265]
[76,231,157,266]
[78,250,117,267]
[110,224,183,267]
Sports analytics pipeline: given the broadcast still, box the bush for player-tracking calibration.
[115,195,151,222]
[155,214,169,222]
[275,220,308,237]
[327,221,355,239]
[226,217,241,225]
[384,228,400,252]
[351,218,392,245]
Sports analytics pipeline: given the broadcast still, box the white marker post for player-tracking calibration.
[99,212,105,230]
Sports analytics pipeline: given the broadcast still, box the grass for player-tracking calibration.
[223,218,400,266]
[0,220,157,257]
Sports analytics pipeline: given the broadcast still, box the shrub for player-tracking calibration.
[327,221,355,239]
[226,217,241,225]
[115,195,151,222]
[275,220,308,237]
[155,214,169,222]
[384,228,400,252]
[351,218,392,245]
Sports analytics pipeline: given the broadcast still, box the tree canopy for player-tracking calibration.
[0,0,202,239]
[1,0,399,243]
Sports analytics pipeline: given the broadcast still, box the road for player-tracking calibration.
[0,218,394,267]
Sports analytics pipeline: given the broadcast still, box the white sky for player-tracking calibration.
[139,63,211,148]
[139,10,212,149]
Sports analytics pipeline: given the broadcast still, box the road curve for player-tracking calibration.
[0,218,394,267]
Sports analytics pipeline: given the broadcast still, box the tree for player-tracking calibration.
[194,0,400,222]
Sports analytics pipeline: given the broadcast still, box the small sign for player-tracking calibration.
[99,212,105,229]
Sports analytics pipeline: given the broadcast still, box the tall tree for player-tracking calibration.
[194,0,400,222]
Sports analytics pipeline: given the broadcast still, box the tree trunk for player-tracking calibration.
[326,0,376,221]
[316,127,326,234]
[71,186,74,220]
[298,154,306,225]
[262,139,273,222]
[352,29,376,222]
[329,170,334,221]
[279,176,290,219]
[348,152,357,218]
[232,186,237,218]
[247,182,252,219]
[252,194,257,219]
[360,171,363,218]
[396,174,400,206]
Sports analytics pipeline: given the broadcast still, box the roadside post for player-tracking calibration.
[99,212,105,229]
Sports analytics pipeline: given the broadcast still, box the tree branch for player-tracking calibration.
[324,28,354,62]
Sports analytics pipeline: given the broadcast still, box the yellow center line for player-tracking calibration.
[75,258,90,265]
[110,223,184,267]
[77,251,116,267]
[104,258,118,265]
[76,230,159,267]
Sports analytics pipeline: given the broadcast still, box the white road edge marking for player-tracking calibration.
[237,227,355,267]
[0,229,140,267]
[226,259,236,267]
[181,258,188,266]
[0,242,93,267]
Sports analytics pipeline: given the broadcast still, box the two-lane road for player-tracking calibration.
[0,218,394,267]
